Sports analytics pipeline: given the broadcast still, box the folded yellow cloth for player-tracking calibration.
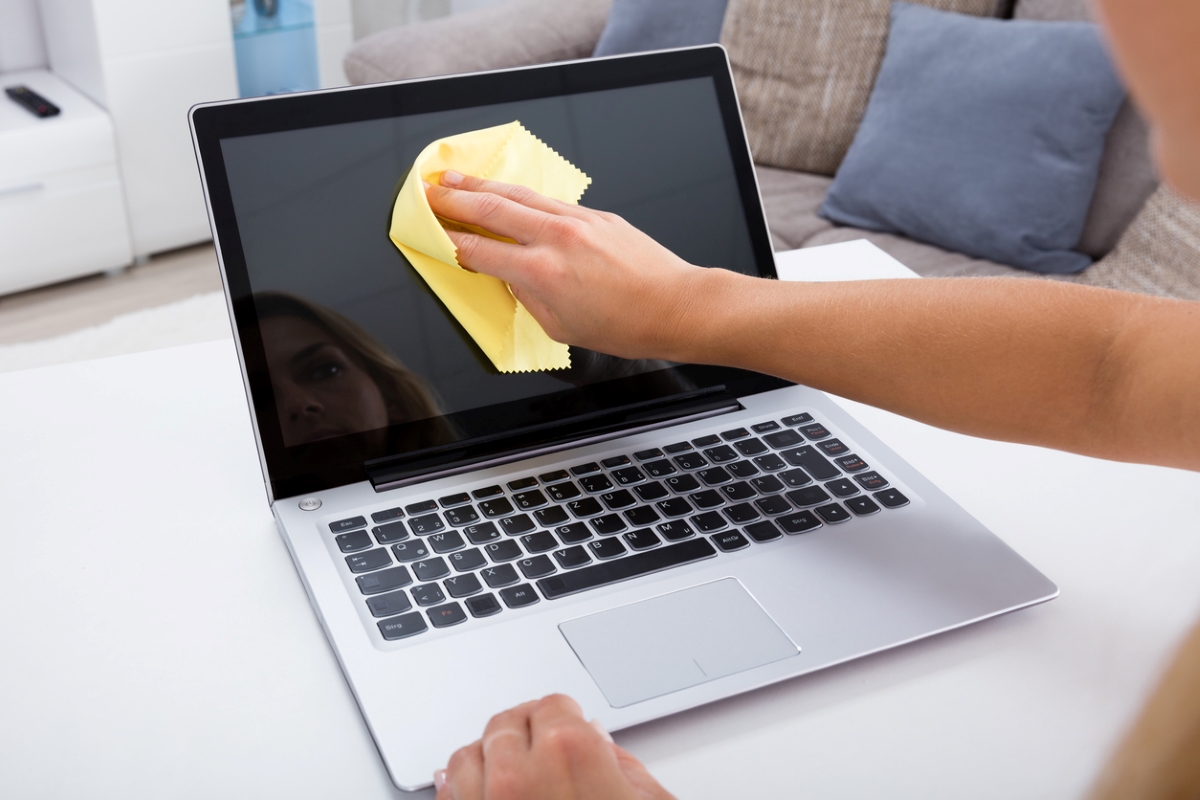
[389,121,591,373]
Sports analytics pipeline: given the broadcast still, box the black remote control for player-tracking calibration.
[5,85,61,118]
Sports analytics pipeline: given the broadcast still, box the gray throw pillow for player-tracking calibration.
[593,0,728,57]
[819,2,1125,274]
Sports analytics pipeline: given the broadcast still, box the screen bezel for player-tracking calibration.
[191,46,787,500]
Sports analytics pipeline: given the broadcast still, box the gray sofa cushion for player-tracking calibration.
[593,0,728,56]
[819,2,1125,274]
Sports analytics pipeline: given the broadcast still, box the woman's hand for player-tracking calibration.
[434,694,675,800]
[425,171,728,362]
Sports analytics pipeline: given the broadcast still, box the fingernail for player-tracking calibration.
[590,718,614,743]
[441,170,464,186]
[433,769,447,790]
[422,180,431,189]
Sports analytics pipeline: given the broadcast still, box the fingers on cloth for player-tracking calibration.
[439,740,484,800]
[427,182,566,247]
[442,228,532,286]
[441,172,587,219]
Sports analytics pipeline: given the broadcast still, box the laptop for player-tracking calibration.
[189,45,1057,792]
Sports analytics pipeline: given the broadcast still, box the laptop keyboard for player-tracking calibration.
[326,412,912,642]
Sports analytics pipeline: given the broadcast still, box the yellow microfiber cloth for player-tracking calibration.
[389,121,591,373]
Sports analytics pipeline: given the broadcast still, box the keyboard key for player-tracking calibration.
[712,530,750,552]
[428,530,466,553]
[555,523,592,544]
[634,448,664,460]
[782,447,841,480]
[800,423,831,440]
[611,466,646,485]
[735,438,769,457]
[846,496,881,516]
[580,474,614,493]
[835,455,868,472]
[553,546,592,569]
[643,459,677,478]
[874,488,910,508]
[336,530,373,552]
[782,412,814,426]
[463,522,501,544]
[571,462,601,475]
[787,486,831,507]
[439,492,471,507]
[481,563,519,588]
[485,540,522,562]
[721,427,750,441]
[588,538,628,560]
[513,490,548,510]
[408,513,445,535]
[663,441,693,453]
[727,461,760,479]
[444,573,483,597]
[466,593,502,618]
[392,540,430,562]
[539,539,717,599]
[330,516,367,533]
[413,557,450,581]
[590,514,627,536]
[538,469,570,483]
[370,507,404,523]
[405,500,437,515]
[744,521,783,542]
[356,565,412,595]
[547,482,582,502]
[657,520,695,541]
[703,445,739,464]
[378,612,427,640]
[723,503,761,524]
[521,531,559,553]
[411,582,446,606]
[479,498,515,518]
[755,495,792,516]
[719,481,756,501]
[778,511,822,534]
[751,475,785,494]
[449,548,487,572]
[780,468,812,488]
[665,474,701,493]
[428,602,467,628]
[507,477,538,491]
[817,438,850,456]
[535,506,570,527]
[825,479,859,498]
[815,503,851,524]
[499,514,536,536]
[601,455,631,469]
[763,430,804,449]
[568,497,604,517]
[373,522,409,543]
[674,453,708,470]
[500,584,540,608]
[752,420,781,433]
[855,472,889,491]
[472,485,503,500]
[698,467,733,485]
[444,506,480,526]
[656,497,693,517]
[634,481,669,501]
[623,528,661,550]
[366,589,412,618]
[346,548,391,573]
[624,506,661,526]
[692,434,722,447]
[518,555,556,579]
[601,489,636,509]
[692,511,728,533]
[750,454,787,476]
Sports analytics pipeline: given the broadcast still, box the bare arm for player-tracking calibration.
[426,172,1200,471]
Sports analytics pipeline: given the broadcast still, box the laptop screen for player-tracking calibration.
[192,47,785,498]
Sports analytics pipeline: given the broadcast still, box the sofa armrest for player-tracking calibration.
[345,0,612,85]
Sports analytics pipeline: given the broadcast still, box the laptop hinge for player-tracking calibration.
[366,386,742,492]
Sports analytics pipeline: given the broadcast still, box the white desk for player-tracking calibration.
[2,243,1199,798]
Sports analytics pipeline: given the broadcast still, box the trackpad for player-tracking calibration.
[559,578,800,708]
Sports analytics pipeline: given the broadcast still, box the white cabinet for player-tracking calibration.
[0,70,132,294]
[38,0,240,258]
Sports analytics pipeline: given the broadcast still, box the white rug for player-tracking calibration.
[0,292,232,374]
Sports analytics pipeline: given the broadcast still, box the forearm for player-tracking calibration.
[678,269,1200,469]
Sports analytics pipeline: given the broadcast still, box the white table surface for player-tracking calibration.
[2,242,1199,799]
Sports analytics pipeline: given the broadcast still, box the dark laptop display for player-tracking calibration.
[192,48,785,498]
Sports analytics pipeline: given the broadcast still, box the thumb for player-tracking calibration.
[511,285,566,343]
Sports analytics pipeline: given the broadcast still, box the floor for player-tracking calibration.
[0,244,223,346]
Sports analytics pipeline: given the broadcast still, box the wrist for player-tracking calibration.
[658,266,757,366]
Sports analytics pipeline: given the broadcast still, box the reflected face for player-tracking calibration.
[261,316,390,445]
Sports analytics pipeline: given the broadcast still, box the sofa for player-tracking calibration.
[344,0,1200,300]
